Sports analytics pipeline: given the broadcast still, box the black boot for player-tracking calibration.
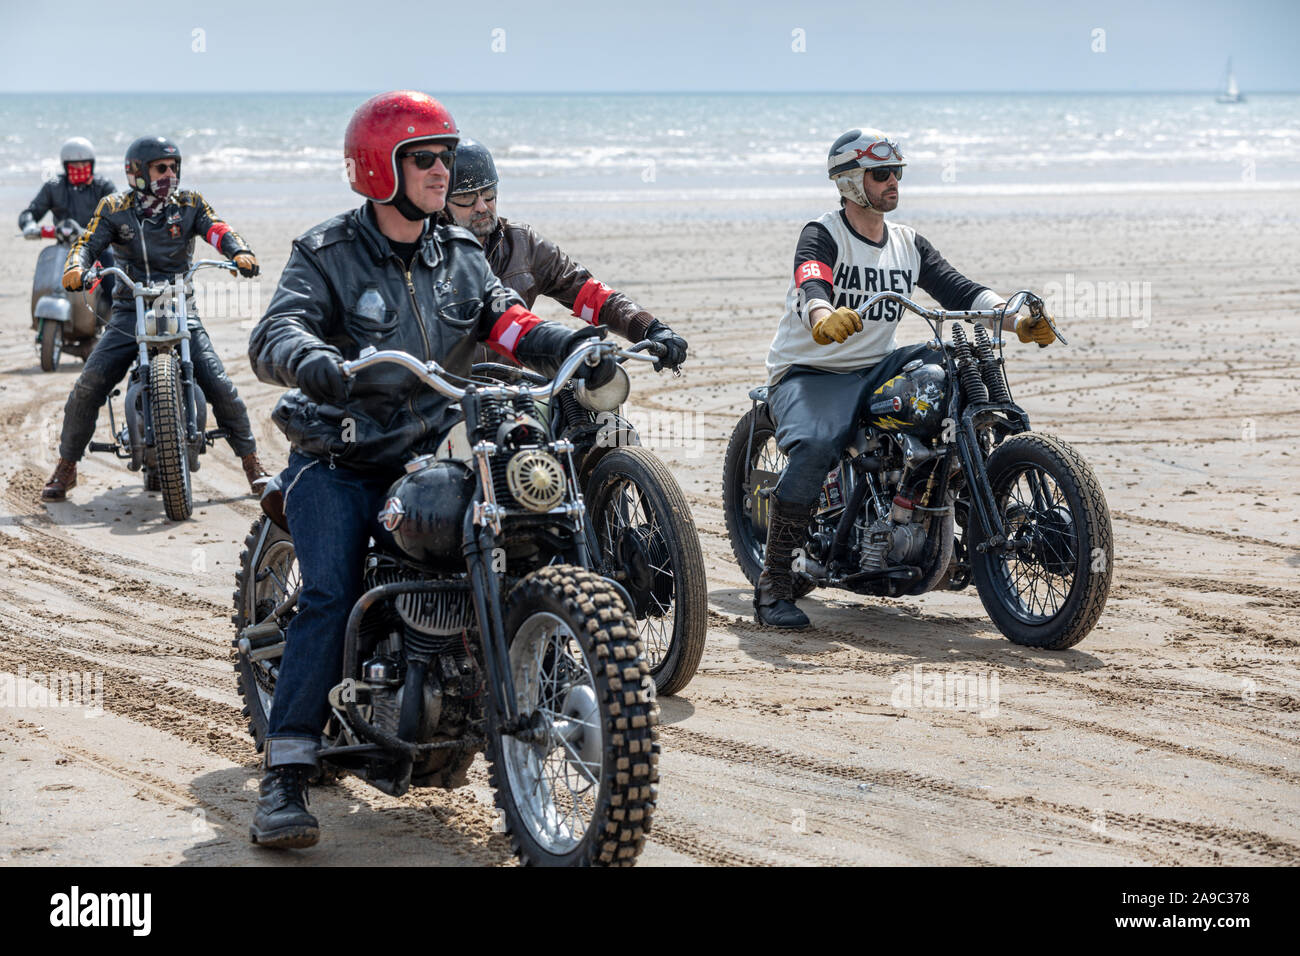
[755,497,813,629]
[249,765,319,849]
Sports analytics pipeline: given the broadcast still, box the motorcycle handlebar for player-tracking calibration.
[83,259,238,296]
[342,338,655,401]
[852,289,1067,346]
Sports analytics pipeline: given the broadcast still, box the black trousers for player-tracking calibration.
[768,343,935,509]
[58,305,256,462]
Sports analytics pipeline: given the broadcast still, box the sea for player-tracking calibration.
[3,92,1298,218]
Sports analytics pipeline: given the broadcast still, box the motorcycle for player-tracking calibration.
[471,338,707,696]
[82,260,240,521]
[29,219,111,371]
[723,290,1112,650]
[232,339,662,866]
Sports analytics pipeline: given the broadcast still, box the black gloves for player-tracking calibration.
[645,318,688,370]
[567,325,617,388]
[296,351,347,405]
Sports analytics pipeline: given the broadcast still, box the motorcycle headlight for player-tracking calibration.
[573,363,630,412]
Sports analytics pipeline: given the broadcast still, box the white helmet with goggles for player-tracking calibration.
[827,128,907,208]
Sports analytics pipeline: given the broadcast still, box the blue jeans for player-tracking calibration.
[768,343,935,509]
[264,451,401,768]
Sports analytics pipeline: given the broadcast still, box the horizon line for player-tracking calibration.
[2,89,1297,96]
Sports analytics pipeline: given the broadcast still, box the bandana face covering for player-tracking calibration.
[137,173,177,217]
[65,161,93,186]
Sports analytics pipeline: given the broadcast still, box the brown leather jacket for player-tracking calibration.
[471,216,655,364]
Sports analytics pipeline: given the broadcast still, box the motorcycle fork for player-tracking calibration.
[462,504,521,731]
[178,336,199,443]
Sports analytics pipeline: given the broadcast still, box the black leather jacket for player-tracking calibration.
[249,203,570,473]
[66,189,252,308]
[19,174,116,231]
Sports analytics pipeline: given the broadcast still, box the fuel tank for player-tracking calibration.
[866,361,948,437]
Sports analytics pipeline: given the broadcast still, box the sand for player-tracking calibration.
[1,185,1297,865]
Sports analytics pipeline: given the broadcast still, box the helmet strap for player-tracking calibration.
[389,166,431,222]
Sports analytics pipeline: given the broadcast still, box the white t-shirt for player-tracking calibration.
[765,209,1003,384]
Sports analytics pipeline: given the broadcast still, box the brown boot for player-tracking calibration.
[241,453,272,496]
[42,458,78,501]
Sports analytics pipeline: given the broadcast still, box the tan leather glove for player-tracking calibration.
[811,306,863,345]
[62,267,84,292]
[233,252,259,277]
[1015,312,1057,347]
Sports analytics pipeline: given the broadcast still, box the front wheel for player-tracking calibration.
[149,352,192,521]
[487,565,659,866]
[39,321,62,372]
[971,432,1112,649]
[585,446,707,697]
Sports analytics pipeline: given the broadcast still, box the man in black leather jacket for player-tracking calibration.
[244,91,613,850]
[42,135,271,501]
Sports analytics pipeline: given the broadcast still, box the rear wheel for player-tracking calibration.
[39,321,62,372]
[585,446,707,697]
[722,404,815,597]
[971,433,1112,649]
[486,566,658,866]
[232,517,297,752]
[149,352,192,521]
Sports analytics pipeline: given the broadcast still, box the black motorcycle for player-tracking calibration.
[83,260,238,521]
[723,290,1112,650]
[471,338,707,696]
[233,340,661,866]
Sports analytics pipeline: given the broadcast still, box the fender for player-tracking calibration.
[34,295,73,323]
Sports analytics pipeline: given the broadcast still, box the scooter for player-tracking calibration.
[29,219,110,371]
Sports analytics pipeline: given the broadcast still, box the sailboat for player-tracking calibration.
[1217,58,1245,104]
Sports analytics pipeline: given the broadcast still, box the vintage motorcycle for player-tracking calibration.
[83,260,240,521]
[723,290,1112,650]
[232,339,661,866]
[29,219,110,371]
[471,339,707,696]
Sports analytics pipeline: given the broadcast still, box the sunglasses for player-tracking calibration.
[870,166,904,183]
[446,188,498,208]
[151,160,179,174]
[400,149,454,171]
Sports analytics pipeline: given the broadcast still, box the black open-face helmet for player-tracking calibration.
[449,138,498,196]
[124,136,181,194]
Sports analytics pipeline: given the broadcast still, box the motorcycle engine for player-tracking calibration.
[858,496,929,573]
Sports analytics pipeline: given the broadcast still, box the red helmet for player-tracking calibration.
[344,90,459,203]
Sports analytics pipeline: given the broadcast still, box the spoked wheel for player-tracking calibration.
[487,565,659,867]
[149,352,192,521]
[585,446,707,696]
[39,321,63,372]
[232,517,299,751]
[722,404,815,596]
[971,433,1112,649]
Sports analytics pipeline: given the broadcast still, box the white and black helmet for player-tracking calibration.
[60,136,96,170]
[827,128,906,208]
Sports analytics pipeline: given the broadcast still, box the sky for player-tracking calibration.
[1,0,1296,93]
